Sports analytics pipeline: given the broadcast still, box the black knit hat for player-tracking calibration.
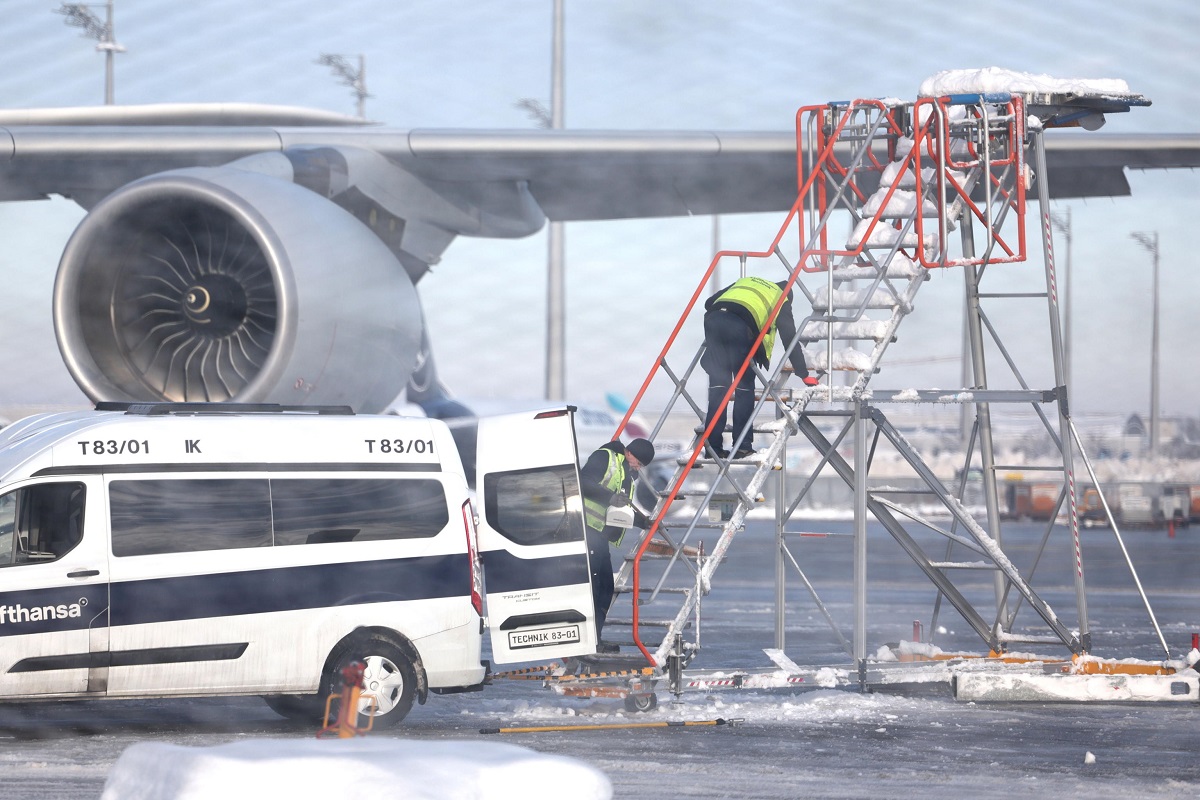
[626,438,655,465]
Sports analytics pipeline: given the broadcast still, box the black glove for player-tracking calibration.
[609,492,631,507]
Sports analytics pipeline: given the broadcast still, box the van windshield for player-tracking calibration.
[0,482,86,566]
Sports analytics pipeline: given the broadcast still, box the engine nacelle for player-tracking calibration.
[53,166,423,412]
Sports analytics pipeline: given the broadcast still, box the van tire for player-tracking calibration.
[322,635,417,728]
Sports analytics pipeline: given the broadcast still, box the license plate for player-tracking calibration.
[508,624,581,649]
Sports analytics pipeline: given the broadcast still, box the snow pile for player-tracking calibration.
[919,67,1134,97]
[100,738,611,800]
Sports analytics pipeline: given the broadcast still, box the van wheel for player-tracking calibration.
[323,636,417,728]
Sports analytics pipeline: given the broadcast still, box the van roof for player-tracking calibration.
[0,405,462,482]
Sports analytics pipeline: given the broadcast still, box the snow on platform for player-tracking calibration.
[917,67,1138,99]
[667,643,1200,705]
[100,738,611,800]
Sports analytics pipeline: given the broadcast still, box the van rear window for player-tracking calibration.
[483,464,584,547]
[110,477,450,556]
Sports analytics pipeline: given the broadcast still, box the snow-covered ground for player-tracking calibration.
[100,738,610,800]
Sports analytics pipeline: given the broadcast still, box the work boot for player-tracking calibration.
[596,640,620,654]
[733,448,755,460]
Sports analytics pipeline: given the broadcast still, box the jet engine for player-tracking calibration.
[53,166,423,412]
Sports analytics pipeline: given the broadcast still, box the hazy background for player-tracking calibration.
[1,0,1197,423]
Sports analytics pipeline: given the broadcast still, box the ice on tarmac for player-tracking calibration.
[100,738,611,800]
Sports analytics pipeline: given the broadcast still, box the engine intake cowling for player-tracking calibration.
[53,166,422,412]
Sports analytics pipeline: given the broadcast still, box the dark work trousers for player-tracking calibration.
[587,528,616,639]
[702,309,759,453]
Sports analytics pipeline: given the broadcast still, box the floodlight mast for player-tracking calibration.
[316,54,369,119]
[545,0,565,402]
[518,1,566,401]
[56,1,125,105]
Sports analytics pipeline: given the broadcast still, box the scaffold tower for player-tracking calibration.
[600,85,1173,692]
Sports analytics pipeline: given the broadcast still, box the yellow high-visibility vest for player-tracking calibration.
[583,448,633,545]
[716,277,784,360]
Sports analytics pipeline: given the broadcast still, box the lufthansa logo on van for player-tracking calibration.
[0,598,86,625]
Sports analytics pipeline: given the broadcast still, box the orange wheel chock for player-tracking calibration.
[316,660,378,739]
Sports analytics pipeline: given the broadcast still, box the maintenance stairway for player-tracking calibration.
[600,88,1173,683]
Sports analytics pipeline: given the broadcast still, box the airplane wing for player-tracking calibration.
[2,103,1199,418]
[0,125,797,217]
[5,114,1200,212]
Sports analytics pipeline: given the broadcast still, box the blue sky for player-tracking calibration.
[1,0,1198,421]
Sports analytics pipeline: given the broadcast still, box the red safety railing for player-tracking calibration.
[794,99,906,268]
[912,94,1027,268]
[611,103,875,664]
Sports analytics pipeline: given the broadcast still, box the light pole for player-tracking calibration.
[1130,231,1160,458]
[513,5,565,401]
[56,1,125,105]
[316,54,369,119]
[544,0,566,401]
[518,3,565,401]
[1050,207,1072,393]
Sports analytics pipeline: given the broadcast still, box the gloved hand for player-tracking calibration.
[802,375,820,386]
[610,492,631,507]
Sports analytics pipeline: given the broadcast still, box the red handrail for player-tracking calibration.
[613,99,908,666]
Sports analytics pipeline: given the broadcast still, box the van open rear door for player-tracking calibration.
[475,408,597,663]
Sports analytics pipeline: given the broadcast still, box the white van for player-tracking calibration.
[0,403,597,726]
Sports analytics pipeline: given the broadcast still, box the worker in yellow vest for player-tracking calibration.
[702,277,818,459]
[581,438,655,653]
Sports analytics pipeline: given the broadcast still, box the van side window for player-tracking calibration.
[110,479,272,557]
[483,464,584,547]
[271,479,449,545]
[0,482,86,566]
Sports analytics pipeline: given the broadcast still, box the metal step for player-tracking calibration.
[998,634,1076,646]
[613,585,693,597]
[605,617,689,629]
[861,188,941,219]
[799,319,894,342]
[621,549,694,561]
[811,286,902,311]
[828,254,923,281]
[847,218,933,251]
